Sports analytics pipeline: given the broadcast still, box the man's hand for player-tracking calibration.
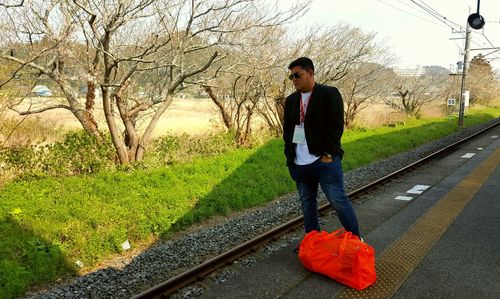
[320,155,333,163]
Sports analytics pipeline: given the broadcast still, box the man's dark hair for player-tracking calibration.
[288,57,315,73]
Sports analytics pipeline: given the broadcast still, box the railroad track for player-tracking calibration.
[132,121,500,299]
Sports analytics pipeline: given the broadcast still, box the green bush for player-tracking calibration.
[39,131,115,175]
[0,131,115,179]
[144,132,237,166]
[1,130,257,184]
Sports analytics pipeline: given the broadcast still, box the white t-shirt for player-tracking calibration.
[294,91,320,165]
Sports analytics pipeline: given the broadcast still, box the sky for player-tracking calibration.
[278,0,500,72]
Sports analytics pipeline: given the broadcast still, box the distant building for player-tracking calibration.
[32,85,52,96]
[393,67,425,77]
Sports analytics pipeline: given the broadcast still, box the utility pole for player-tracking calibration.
[458,23,471,127]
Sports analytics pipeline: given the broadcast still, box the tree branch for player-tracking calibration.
[1,53,55,78]
[10,104,72,115]
[0,0,24,8]
[168,51,219,94]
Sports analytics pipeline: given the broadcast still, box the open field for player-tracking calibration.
[3,97,219,138]
[3,96,463,138]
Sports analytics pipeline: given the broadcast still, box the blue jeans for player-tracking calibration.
[288,156,360,236]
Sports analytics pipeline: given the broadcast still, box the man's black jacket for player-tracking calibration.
[283,83,344,166]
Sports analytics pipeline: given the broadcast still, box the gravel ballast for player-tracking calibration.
[28,119,499,299]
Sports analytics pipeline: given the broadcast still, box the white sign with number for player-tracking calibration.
[447,98,456,106]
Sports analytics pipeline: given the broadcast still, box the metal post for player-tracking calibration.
[458,23,471,127]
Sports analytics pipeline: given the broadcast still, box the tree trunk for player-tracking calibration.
[205,85,233,130]
[136,94,174,161]
[57,79,102,138]
[84,79,101,139]
[102,86,129,164]
[274,93,285,134]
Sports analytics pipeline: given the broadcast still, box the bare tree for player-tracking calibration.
[258,78,287,136]
[389,73,445,117]
[298,23,383,85]
[239,26,291,137]
[267,23,391,130]
[1,0,308,163]
[338,62,395,128]
[202,15,305,142]
[0,61,18,115]
[206,67,288,141]
[204,73,262,145]
[0,60,25,149]
[331,34,395,128]
[254,35,292,136]
[0,1,102,138]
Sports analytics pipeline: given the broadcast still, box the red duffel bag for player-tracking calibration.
[298,229,376,290]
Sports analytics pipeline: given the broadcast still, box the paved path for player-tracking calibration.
[198,126,500,299]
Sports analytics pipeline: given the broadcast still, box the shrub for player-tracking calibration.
[144,132,238,166]
[39,131,115,175]
[0,131,115,180]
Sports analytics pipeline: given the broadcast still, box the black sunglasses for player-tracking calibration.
[288,71,305,80]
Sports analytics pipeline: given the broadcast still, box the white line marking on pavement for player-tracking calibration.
[406,184,430,194]
[395,196,413,201]
[407,190,422,194]
[461,153,476,159]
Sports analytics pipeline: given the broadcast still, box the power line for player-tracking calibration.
[394,0,445,26]
[482,48,500,59]
[479,34,500,61]
[481,32,497,49]
[409,1,500,62]
[414,0,464,29]
[469,30,500,61]
[409,0,478,65]
[378,1,500,67]
[409,0,464,31]
[376,0,449,29]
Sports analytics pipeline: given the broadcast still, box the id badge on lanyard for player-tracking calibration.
[292,125,306,144]
[292,92,310,144]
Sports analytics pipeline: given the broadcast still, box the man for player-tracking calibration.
[283,57,361,244]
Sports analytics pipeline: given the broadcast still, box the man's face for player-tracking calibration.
[289,66,313,92]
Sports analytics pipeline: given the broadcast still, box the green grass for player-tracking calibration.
[0,108,499,298]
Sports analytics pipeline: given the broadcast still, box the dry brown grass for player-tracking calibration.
[354,100,446,127]
[2,96,466,141]
[148,97,220,137]
[3,97,219,137]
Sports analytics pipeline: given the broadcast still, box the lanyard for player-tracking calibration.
[300,91,312,123]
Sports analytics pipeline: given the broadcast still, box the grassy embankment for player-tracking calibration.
[0,108,499,298]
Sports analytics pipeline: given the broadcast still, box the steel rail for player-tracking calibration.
[132,120,499,299]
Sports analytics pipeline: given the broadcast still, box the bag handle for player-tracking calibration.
[331,228,345,237]
[337,231,351,257]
